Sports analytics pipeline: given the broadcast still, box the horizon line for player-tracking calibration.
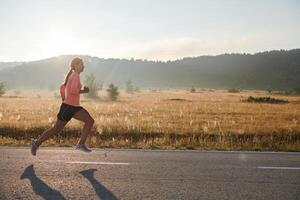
[1,48,299,63]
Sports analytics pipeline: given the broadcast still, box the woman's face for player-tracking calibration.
[75,61,84,73]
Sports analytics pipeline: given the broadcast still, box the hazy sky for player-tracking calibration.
[0,0,299,61]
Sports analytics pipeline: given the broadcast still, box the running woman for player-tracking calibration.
[30,57,95,155]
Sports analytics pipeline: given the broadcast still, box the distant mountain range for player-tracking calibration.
[0,49,299,90]
[0,61,24,71]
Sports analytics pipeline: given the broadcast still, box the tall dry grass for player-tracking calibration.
[0,89,299,151]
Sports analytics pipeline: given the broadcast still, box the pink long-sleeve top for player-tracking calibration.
[60,70,82,106]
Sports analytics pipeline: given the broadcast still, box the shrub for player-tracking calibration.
[228,88,240,93]
[14,90,21,95]
[53,92,60,99]
[190,86,196,93]
[245,96,288,104]
[106,83,119,101]
[293,88,300,95]
[0,82,6,97]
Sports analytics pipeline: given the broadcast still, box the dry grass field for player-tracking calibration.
[0,89,299,151]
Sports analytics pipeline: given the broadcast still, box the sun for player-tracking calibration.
[38,29,86,58]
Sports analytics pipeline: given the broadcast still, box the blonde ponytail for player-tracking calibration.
[63,69,73,86]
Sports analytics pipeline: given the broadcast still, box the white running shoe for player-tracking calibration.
[75,143,92,153]
[30,138,38,156]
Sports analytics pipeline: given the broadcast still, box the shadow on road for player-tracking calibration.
[80,169,119,200]
[20,165,66,200]
[20,165,118,200]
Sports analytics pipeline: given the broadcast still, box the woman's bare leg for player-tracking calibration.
[35,119,68,147]
[72,108,94,145]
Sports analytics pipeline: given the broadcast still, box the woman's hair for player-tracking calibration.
[63,57,83,86]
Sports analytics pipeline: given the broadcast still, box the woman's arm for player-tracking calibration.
[60,84,66,100]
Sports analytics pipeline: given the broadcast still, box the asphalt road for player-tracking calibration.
[0,147,299,200]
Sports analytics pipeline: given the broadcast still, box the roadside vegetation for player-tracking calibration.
[0,89,299,151]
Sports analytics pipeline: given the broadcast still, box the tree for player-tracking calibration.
[84,73,103,99]
[0,82,5,97]
[106,83,119,101]
[125,80,135,93]
[190,86,196,93]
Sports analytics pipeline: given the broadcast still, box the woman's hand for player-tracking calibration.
[82,86,90,93]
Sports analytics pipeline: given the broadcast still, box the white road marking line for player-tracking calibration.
[257,166,300,170]
[66,161,130,165]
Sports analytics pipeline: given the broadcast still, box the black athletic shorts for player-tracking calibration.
[57,103,83,122]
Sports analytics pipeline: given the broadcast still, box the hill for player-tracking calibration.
[0,49,299,90]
